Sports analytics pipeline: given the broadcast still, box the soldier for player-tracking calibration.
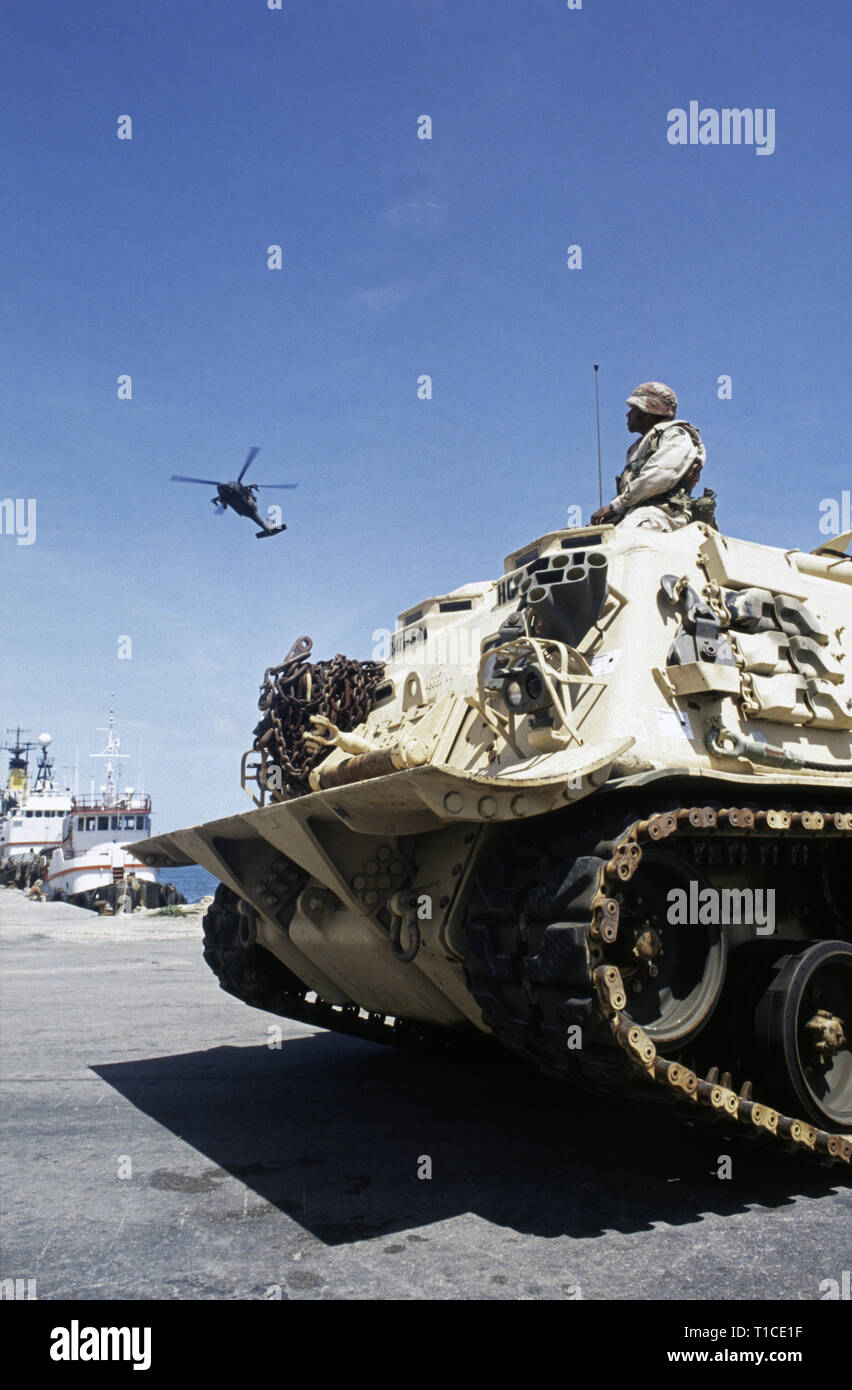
[591,382,713,532]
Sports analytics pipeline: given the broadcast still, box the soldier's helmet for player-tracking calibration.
[626,382,678,418]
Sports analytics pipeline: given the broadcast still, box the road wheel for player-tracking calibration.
[609,847,728,1049]
[755,940,852,1129]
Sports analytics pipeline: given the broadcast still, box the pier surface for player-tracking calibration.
[1,887,849,1301]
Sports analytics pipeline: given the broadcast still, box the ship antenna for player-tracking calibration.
[91,696,128,806]
[593,362,604,509]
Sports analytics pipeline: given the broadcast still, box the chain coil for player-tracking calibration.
[252,636,385,797]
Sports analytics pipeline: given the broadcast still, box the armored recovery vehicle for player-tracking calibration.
[134,522,852,1164]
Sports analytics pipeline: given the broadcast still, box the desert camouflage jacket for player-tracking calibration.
[610,418,706,518]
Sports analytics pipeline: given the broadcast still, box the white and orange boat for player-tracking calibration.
[43,709,182,912]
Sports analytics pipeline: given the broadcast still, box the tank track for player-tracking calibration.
[202,882,487,1058]
[464,798,852,1166]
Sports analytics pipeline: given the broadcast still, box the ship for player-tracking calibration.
[1,710,184,914]
[0,730,73,870]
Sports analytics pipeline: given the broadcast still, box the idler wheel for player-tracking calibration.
[613,848,727,1049]
[755,940,852,1129]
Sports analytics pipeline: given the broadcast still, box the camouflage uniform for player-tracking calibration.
[613,418,707,531]
[608,382,707,533]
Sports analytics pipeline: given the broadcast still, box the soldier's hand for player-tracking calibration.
[591,505,616,525]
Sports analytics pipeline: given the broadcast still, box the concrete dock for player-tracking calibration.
[1,886,849,1301]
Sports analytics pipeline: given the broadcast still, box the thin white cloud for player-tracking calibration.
[383,195,447,230]
[349,282,410,311]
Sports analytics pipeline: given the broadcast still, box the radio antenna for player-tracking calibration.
[593,363,603,508]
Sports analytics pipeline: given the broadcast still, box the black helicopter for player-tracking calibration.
[170,448,298,538]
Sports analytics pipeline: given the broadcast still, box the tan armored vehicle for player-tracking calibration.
[135,522,852,1163]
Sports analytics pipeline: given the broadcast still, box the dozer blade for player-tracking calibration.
[130,736,633,892]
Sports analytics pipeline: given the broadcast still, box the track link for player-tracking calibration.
[464,800,852,1166]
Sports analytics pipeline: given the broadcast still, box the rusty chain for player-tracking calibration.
[252,635,385,797]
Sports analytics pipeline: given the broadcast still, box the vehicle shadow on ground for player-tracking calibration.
[93,1032,846,1246]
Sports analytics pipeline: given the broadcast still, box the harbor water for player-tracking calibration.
[162,864,219,904]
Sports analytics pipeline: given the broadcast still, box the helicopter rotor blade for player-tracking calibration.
[171,475,223,485]
[253,483,299,489]
[237,447,261,483]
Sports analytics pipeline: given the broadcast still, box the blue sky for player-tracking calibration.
[3,0,851,828]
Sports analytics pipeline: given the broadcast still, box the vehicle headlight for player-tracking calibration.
[501,666,548,713]
[504,678,525,708]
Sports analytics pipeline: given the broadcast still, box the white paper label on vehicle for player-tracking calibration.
[589,649,621,675]
[656,708,694,740]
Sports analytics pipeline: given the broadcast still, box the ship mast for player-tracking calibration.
[3,727,36,767]
[31,734,57,793]
[2,727,36,810]
[90,700,129,808]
